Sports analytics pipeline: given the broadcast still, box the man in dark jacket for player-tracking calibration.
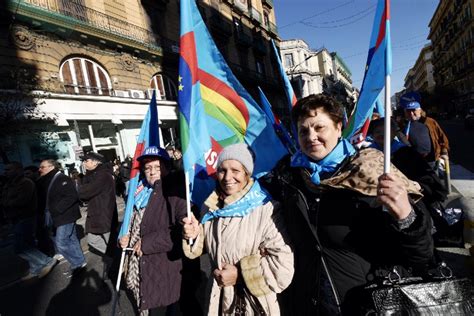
[38,159,86,277]
[78,152,117,256]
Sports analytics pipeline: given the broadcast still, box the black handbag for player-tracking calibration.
[361,263,474,315]
[230,283,267,316]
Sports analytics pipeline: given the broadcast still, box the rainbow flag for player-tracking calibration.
[343,0,391,141]
[119,91,160,238]
[179,0,287,207]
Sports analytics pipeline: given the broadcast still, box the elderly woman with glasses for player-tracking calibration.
[119,146,187,316]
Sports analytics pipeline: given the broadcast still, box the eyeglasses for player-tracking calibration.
[144,166,161,173]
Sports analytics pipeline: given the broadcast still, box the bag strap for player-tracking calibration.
[242,285,267,316]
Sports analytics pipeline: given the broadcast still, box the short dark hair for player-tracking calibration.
[291,94,344,126]
[41,159,61,169]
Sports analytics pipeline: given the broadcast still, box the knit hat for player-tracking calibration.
[217,143,254,175]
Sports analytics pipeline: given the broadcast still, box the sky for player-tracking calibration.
[273,0,439,96]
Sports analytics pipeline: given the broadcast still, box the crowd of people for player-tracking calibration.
[0,92,457,315]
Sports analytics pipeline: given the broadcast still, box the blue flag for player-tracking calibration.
[258,87,296,154]
[343,0,391,141]
[118,91,159,238]
[178,0,287,207]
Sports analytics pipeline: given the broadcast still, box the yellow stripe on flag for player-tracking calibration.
[201,85,247,132]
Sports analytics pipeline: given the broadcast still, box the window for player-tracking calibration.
[233,18,243,34]
[263,11,270,29]
[60,57,112,95]
[284,53,294,68]
[150,74,177,101]
[256,58,266,75]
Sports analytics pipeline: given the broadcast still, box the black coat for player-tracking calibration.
[79,164,117,234]
[137,174,188,310]
[37,170,81,227]
[264,155,434,315]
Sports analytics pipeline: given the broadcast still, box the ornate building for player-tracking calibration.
[0,0,283,167]
[428,0,474,113]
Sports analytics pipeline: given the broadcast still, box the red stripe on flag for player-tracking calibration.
[130,142,145,179]
[180,32,198,84]
[199,69,250,125]
[375,6,387,48]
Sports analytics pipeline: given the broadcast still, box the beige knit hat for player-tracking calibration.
[217,143,254,175]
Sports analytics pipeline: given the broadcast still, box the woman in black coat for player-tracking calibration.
[265,94,434,315]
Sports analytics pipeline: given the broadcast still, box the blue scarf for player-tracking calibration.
[291,138,356,185]
[201,180,272,224]
[370,137,407,154]
[134,179,154,210]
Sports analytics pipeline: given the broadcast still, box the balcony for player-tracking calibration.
[265,21,278,35]
[250,7,262,24]
[262,0,274,9]
[11,0,163,53]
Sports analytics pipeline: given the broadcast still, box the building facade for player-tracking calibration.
[428,0,474,114]
[279,39,355,107]
[0,0,282,169]
[404,44,436,93]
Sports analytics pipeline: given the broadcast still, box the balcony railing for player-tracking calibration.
[262,0,274,8]
[20,0,165,50]
[265,21,278,35]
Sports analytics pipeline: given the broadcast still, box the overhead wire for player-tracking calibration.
[301,5,376,28]
[279,0,355,29]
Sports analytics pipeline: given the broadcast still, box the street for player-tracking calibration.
[0,250,136,316]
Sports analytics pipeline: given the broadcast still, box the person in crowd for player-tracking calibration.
[23,165,40,181]
[402,98,450,171]
[119,146,189,315]
[182,143,294,315]
[1,162,56,279]
[78,152,117,278]
[264,94,434,315]
[119,155,132,199]
[166,145,184,172]
[37,159,87,277]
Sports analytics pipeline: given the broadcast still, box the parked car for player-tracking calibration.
[465,107,474,129]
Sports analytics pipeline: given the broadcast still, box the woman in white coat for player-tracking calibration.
[182,143,294,315]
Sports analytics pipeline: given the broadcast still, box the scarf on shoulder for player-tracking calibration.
[291,138,356,185]
[200,180,271,224]
[306,147,423,201]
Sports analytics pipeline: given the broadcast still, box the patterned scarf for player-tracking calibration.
[200,180,271,224]
[291,138,356,185]
[125,208,148,316]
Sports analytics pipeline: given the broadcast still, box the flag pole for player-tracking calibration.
[383,75,391,174]
[184,170,194,246]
